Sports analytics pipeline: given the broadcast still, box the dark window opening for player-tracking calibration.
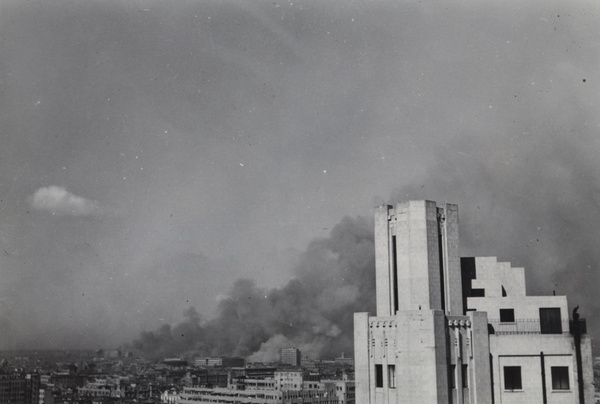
[392,236,398,313]
[462,364,468,388]
[437,211,446,312]
[500,308,515,323]
[540,308,562,334]
[460,257,477,313]
[504,366,522,391]
[471,288,485,297]
[375,365,383,388]
[449,365,456,389]
[551,367,569,390]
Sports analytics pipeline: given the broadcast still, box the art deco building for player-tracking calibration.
[354,200,593,403]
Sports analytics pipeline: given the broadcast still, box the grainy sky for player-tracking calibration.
[1,0,600,351]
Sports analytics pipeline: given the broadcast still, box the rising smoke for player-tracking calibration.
[131,139,600,359]
[129,215,376,360]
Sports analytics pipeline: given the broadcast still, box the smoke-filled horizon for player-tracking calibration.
[129,216,375,360]
[129,184,600,359]
[1,0,600,354]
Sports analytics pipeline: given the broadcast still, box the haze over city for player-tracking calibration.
[1,0,599,359]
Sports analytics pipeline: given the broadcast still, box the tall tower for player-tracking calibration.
[374,201,463,317]
[355,201,492,404]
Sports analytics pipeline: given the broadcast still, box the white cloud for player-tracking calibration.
[29,186,100,216]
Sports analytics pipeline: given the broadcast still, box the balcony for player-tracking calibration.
[487,318,573,335]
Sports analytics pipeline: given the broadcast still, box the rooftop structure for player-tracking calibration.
[354,200,594,403]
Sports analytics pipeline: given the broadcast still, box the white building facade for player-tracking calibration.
[354,200,593,403]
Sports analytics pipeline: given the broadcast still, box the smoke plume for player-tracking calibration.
[131,141,600,358]
[129,216,376,360]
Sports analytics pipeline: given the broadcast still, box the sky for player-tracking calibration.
[1,0,600,355]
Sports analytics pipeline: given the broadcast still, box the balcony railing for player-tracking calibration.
[487,318,575,335]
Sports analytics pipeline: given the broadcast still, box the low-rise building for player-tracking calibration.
[173,367,354,404]
[195,357,245,368]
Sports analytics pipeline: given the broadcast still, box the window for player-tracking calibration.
[449,365,456,389]
[462,364,468,388]
[392,236,399,313]
[540,308,562,334]
[500,308,515,323]
[375,365,383,388]
[551,367,569,390]
[471,288,485,297]
[388,365,396,388]
[504,366,522,390]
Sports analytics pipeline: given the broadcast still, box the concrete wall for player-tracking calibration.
[468,311,493,404]
[394,201,443,312]
[580,334,595,404]
[375,201,463,317]
[467,257,526,298]
[353,312,371,404]
[490,334,585,403]
[374,205,392,317]
[446,312,493,404]
[392,310,449,402]
[468,295,569,323]
[354,310,454,404]
[442,203,464,316]
[371,315,399,404]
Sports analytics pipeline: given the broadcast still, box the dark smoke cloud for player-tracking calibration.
[131,136,600,358]
[2,0,599,354]
[131,307,205,359]
[129,216,375,360]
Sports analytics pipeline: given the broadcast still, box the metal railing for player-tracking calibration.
[487,318,572,335]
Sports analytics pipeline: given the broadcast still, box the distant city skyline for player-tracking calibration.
[1,0,600,357]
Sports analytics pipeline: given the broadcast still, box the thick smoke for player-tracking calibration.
[129,216,376,360]
[131,307,205,359]
[131,144,600,359]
